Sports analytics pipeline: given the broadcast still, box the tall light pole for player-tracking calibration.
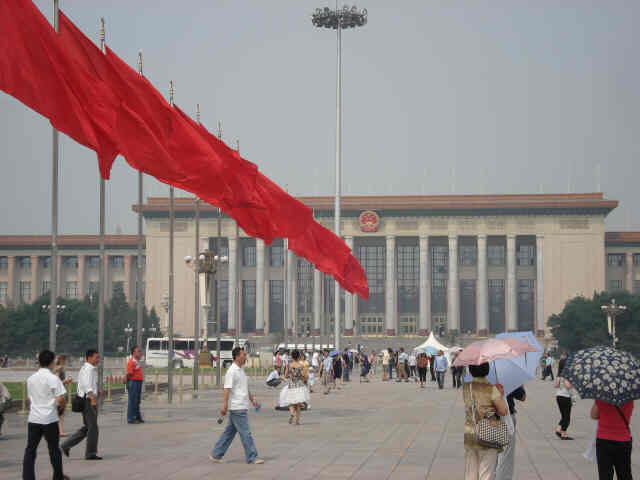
[311,4,367,351]
[601,298,627,349]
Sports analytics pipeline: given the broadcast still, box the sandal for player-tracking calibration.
[288,415,294,425]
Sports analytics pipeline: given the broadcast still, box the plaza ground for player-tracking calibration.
[1,370,638,479]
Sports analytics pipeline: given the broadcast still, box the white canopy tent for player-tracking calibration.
[414,332,453,364]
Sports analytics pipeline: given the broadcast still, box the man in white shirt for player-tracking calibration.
[434,350,449,390]
[61,349,101,460]
[396,348,409,382]
[210,347,263,465]
[22,349,68,480]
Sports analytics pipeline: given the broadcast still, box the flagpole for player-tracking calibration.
[167,81,175,404]
[136,51,144,351]
[193,103,201,393]
[49,0,60,352]
[98,17,106,405]
[235,139,240,350]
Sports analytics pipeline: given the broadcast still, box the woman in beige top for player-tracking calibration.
[462,362,508,480]
[54,354,73,436]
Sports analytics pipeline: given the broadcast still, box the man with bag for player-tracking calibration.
[126,346,145,424]
[462,362,509,480]
[434,350,449,390]
[61,349,101,460]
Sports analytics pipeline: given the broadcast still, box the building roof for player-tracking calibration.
[605,232,640,246]
[0,235,144,250]
[133,193,618,218]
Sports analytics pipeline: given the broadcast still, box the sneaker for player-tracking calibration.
[208,455,224,463]
[250,459,264,464]
[61,446,70,458]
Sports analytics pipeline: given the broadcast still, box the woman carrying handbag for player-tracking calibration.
[462,362,510,480]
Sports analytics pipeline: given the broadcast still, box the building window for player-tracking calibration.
[296,258,313,317]
[41,280,51,296]
[215,280,229,333]
[111,256,124,269]
[88,256,100,269]
[356,243,385,317]
[634,254,640,266]
[517,279,535,331]
[488,245,505,266]
[459,245,477,266]
[64,256,78,269]
[113,281,124,296]
[242,243,256,267]
[242,280,256,332]
[360,314,384,335]
[397,244,419,316]
[0,282,7,302]
[134,255,147,272]
[18,256,31,271]
[270,244,284,267]
[269,280,284,333]
[460,280,476,334]
[609,280,623,291]
[399,316,417,335]
[607,254,625,267]
[0,257,7,271]
[431,244,448,331]
[19,281,31,303]
[40,257,51,269]
[489,279,505,334]
[65,281,78,299]
[634,280,640,295]
[516,245,535,266]
[88,281,100,299]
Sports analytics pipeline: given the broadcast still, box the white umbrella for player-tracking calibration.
[464,357,534,396]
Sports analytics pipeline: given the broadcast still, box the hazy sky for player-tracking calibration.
[1,1,638,235]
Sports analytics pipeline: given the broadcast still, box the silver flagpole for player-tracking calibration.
[98,17,107,404]
[136,51,144,350]
[193,104,201,393]
[49,0,60,352]
[235,139,240,349]
[215,122,222,387]
[167,81,175,404]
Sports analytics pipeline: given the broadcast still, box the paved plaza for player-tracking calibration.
[1,371,638,479]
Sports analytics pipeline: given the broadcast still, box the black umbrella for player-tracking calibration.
[563,346,640,406]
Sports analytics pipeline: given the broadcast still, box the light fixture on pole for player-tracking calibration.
[311,4,367,351]
[601,298,627,349]
[124,323,134,354]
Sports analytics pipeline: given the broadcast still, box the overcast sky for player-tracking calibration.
[1,1,638,235]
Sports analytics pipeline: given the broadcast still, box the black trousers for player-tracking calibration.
[543,365,554,380]
[61,398,99,458]
[556,396,572,431]
[596,438,632,480]
[417,367,427,383]
[23,421,64,480]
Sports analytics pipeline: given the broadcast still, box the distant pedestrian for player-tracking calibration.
[397,348,409,382]
[322,350,332,395]
[126,346,144,424]
[382,349,390,381]
[342,349,350,382]
[434,350,449,390]
[61,349,102,460]
[210,347,263,464]
[333,354,343,389]
[285,350,308,426]
[417,353,428,388]
[360,353,370,382]
[370,351,377,377]
[408,351,417,380]
[542,354,554,381]
[554,373,575,440]
[429,355,436,381]
[591,399,634,480]
[54,355,72,437]
[22,349,69,480]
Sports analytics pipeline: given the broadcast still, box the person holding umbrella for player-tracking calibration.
[561,346,639,480]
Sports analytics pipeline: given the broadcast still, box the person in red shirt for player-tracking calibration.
[126,346,145,424]
[591,399,634,480]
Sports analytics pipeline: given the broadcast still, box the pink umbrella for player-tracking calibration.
[453,338,537,366]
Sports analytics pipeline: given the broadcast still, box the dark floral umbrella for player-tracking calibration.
[563,346,640,406]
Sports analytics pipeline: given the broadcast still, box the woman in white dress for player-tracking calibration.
[285,350,308,425]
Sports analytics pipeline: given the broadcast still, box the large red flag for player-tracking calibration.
[0,0,98,155]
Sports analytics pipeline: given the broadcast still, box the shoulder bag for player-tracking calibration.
[469,382,511,449]
[615,405,633,441]
[71,394,85,413]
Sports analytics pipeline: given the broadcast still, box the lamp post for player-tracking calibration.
[601,298,627,349]
[42,304,66,332]
[124,323,134,354]
[311,4,367,352]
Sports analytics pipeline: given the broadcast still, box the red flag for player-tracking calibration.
[0,0,98,155]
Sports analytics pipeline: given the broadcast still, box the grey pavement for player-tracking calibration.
[1,370,638,479]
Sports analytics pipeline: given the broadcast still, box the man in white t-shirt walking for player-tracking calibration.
[210,347,263,465]
[22,349,69,480]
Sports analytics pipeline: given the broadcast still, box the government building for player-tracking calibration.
[2,193,639,344]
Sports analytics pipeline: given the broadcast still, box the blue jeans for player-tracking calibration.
[211,410,258,463]
[127,380,142,423]
[388,364,393,379]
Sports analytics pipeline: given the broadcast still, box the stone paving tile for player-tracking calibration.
[2,372,640,479]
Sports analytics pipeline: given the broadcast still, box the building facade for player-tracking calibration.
[3,193,640,341]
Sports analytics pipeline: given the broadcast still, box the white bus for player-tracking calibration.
[145,337,250,368]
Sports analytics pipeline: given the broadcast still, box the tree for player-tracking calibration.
[549,291,640,356]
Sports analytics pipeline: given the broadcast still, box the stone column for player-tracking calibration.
[124,255,132,303]
[344,236,354,336]
[30,256,39,300]
[264,278,270,334]
[313,268,322,336]
[57,255,63,298]
[506,234,517,331]
[287,250,295,337]
[255,239,265,335]
[536,235,545,337]
[77,255,86,299]
[419,236,430,335]
[447,235,459,332]
[385,235,396,336]
[7,256,15,302]
[476,235,488,335]
[626,252,634,293]
[228,237,238,336]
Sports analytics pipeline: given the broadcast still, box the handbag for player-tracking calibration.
[71,394,85,413]
[469,382,511,449]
